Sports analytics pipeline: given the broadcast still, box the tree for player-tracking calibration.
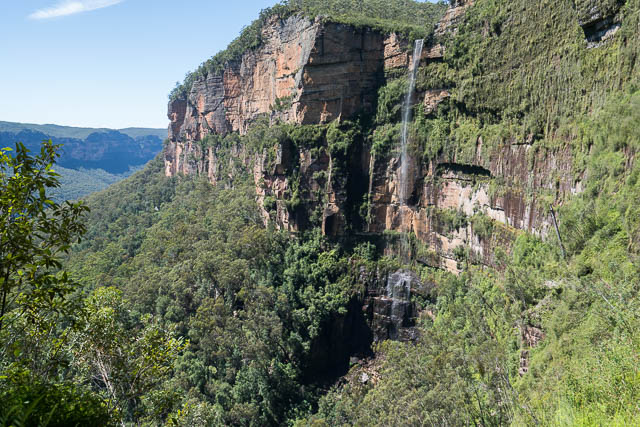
[71,287,186,424]
[0,140,88,373]
[0,141,113,426]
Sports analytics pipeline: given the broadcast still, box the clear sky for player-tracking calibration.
[1,1,436,129]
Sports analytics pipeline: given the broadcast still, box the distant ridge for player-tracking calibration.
[0,120,166,201]
[0,121,166,140]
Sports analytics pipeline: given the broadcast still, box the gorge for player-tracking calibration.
[4,0,640,425]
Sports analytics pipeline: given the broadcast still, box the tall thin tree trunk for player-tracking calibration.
[0,268,11,333]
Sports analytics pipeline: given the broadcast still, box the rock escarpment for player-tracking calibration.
[165,14,392,177]
[164,0,593,341]
[164,0,576,275]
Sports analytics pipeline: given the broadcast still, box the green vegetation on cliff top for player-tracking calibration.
[169,0,448,101]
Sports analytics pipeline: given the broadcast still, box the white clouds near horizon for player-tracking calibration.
[29,0,124,20]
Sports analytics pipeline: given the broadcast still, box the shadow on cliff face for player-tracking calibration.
[576,0,626,47]
[302,264,437,385]
[436,162,492,178]
[304,297,374,384]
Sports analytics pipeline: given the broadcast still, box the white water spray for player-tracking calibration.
[399,39,424,205]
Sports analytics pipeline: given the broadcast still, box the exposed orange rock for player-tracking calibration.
[423,89,450,114]
[435,0,475,36]
[384,33,409,69]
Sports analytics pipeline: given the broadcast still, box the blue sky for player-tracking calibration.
[0,1,436,129]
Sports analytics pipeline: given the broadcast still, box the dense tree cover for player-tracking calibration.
[64,156,368,425]
[48,165,140,202]
[169,0,447,100]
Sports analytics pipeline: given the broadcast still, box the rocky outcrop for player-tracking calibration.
[164,0,471,148]
[423,89,450,114]
[575,0,626,47]
[358,268,434,342]
[165,2,471,166]
[368,141,580,272]
[519,325,545,375]
[165,14,414,178]
[435,0,475,36]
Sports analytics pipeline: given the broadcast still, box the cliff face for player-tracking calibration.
[165,15,398,177]
[164,0,574,275]
[161,0,640,351]
[368,143,580,272]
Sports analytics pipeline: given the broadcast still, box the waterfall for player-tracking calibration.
[399,39,424,205]
[385,270,415,340]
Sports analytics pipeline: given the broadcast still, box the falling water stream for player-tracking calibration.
[385,271,414,340]
[390,39,424,298]
[399,39,424,205]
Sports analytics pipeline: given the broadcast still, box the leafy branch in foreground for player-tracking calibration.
[0,141,113,426]
[0,141,88,362]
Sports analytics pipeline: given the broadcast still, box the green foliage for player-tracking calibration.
[272,94,295,112]
[471,211,494,240]
[429,206,468,234]
[288,0,447,34]
[71,287,186,423]
[0,381,112,427]
[371,123,401,158]
[62,158,359,425]
[299,1,640,420]
[0,141,88,372]
[411,0,640,169]
[508,89,640,425]
[326,120,360,162]
[50,165,141,202]
[311,270,517,426]
[286,123,327,150]
[375,78,407,125]
[0,141,120,426]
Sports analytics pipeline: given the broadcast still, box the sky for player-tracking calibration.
[0,0,436,130]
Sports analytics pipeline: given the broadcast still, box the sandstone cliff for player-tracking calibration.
[166,14,393,175]
[163,0,575,275]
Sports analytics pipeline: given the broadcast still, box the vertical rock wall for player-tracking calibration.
[163,2,583,275]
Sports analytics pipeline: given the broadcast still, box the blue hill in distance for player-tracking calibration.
[0,121,167,201]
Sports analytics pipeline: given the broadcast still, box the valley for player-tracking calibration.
[0,121,164,200]
[1,0,640,425]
